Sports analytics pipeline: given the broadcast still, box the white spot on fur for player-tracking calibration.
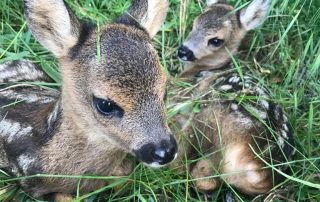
[18,154,35,173]
[234,111,254,128]
[277,137,285,148]
[260,100,269,109]
[283,123,289,132]
[0,89,54,104]
[198,71,213,79]
[240,117,254,127]
[239,0,271,30]
[228,76,240,83]
[11,165,21,176]
[220,84,233,91]
[0,120,21,138]
[280,129,288,139]
[0,119,33,143]
[223,20,232,27]
[274,107,280,120]
[283,114,288,122]
[0,61,45,83]
[231,103,239,111]
[196,73,211,82]
[255,87,267,95]
[247,105,267,119]
[244,83,250,88]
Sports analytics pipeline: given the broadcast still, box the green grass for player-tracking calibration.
[1,0,319,201]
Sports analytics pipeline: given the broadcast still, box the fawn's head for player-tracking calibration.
[177,0,271,75]
[24,0,177,167]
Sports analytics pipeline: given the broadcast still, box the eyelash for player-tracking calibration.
[93,96,124,118]
[208,37,224,47]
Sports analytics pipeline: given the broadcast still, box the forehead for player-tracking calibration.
[90,25,166,99]
[196,5,234,30]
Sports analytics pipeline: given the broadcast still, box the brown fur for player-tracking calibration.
[171,0,293,195]
[180,0,270,76]
[180,3,244,75]
[118,0,169,38]
[170,78,276,195]
[1,0,172,199]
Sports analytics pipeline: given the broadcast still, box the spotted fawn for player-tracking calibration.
[0,0,177,200]
[171,0,295,195]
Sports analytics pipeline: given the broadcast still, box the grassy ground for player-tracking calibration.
[0,0,319,201]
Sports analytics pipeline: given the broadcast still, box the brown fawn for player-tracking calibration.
[0,0,177,200]
[171,0,295,195]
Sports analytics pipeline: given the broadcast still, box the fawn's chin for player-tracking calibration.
[141,153,178,168]
[178,57,197,63]
[143,162,166,168]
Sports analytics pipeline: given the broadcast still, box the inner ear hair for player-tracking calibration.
[239,0,271,31]
[116,0,169,38]
[24,0,81,57]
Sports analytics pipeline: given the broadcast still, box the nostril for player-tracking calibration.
[177,45,196,61]
[152,147,176,165]
[178,45,188,53]
[177,46,186,58]
[153,136,178,165]
[134,136,178,167]
[178,46,187,54]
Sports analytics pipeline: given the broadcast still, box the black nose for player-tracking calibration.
[177,45,196,61]
[134,135,178,167]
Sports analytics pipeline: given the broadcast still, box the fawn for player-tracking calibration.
[171,0,295,195]
[0,0,177,200]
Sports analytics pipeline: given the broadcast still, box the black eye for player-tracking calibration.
[93,96,124,118]
[208,37,224,47]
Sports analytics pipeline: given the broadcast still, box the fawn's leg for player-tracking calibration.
[191,159,221,193]
[222,142,273,195]
[53,193,74,202]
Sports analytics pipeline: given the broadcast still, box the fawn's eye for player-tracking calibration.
[208,37,224,47]
[93,96,124,118]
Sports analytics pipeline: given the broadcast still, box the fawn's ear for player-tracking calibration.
[207,0,225,6]
[117,0,169,38]
[24,0,81,57]
[239,0,271,30]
